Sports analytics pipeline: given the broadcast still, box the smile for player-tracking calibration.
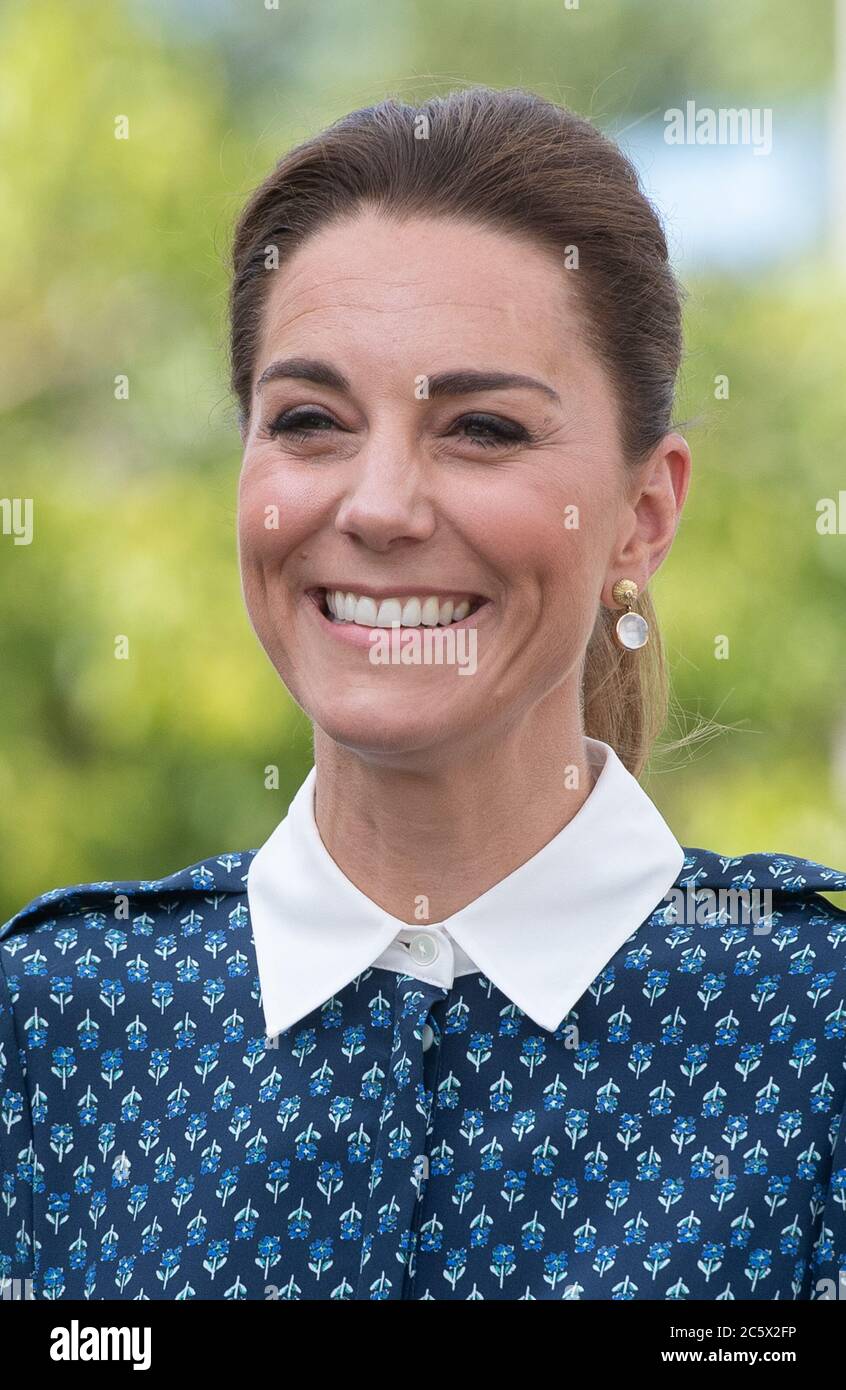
[314,588,485,628]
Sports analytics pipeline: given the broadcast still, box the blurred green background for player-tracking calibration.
[1,0,845,922]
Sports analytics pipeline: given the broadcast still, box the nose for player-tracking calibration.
[334,436,437,552]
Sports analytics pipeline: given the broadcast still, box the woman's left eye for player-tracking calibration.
[448,413,532,449]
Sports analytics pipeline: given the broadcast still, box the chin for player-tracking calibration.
[310,692,471,762]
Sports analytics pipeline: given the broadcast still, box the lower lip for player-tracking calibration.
[306,593,488,648]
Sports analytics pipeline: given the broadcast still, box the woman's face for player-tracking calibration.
[238,209,681,763]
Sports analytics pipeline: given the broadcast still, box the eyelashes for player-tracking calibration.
[264,406,536,451]
[453,413,535,449]
[266,407,338,442]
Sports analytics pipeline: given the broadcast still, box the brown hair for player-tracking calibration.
[229,87,685,778]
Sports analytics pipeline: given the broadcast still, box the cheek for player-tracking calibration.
[474,475,611,607]
[237,450,326,564]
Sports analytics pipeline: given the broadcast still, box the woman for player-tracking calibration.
[2,88,844,1303]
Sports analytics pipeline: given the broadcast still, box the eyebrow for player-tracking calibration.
[255,357,560,403]
[256,357,349,393]
[428,369,560,403]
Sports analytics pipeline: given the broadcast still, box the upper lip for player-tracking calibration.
[309,583,488,602]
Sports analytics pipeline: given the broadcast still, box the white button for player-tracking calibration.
[408,932,439,966]
[421,1023,435,1051]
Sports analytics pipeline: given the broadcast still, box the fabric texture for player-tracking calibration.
[2,844,845,1300]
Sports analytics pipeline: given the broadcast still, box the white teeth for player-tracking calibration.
[420,596,439,626]
[354,595,378,626]
[375,598,402,628]
[322,590,479,627]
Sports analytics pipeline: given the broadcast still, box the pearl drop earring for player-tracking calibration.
[612,579,649,650]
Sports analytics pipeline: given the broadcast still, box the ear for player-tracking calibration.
[602,432,692,604]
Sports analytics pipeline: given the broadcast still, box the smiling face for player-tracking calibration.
[237,209,656,764]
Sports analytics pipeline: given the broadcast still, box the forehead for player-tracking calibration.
[254,210,587,387]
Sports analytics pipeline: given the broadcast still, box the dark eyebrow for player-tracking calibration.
[255,358,560,404]
[427,369,560,403]
[255,357,350,393]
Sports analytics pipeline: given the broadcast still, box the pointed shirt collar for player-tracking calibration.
[248,738,685,1038]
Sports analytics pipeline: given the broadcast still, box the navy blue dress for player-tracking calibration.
[2,847,845,1300]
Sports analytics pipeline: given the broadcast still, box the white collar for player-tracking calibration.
[248,738,685,1037]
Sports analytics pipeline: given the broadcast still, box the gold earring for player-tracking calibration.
[612,579,649,650]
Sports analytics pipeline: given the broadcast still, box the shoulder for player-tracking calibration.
[672,845,846,938]
[0,852,259,1127]
[0,850,256,986]
[668,849,846,1076]
[678,845,846,898]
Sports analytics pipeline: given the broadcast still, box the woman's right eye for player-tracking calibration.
[267,407,339,439]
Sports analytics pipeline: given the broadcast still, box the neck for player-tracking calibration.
[312,694,595,925]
